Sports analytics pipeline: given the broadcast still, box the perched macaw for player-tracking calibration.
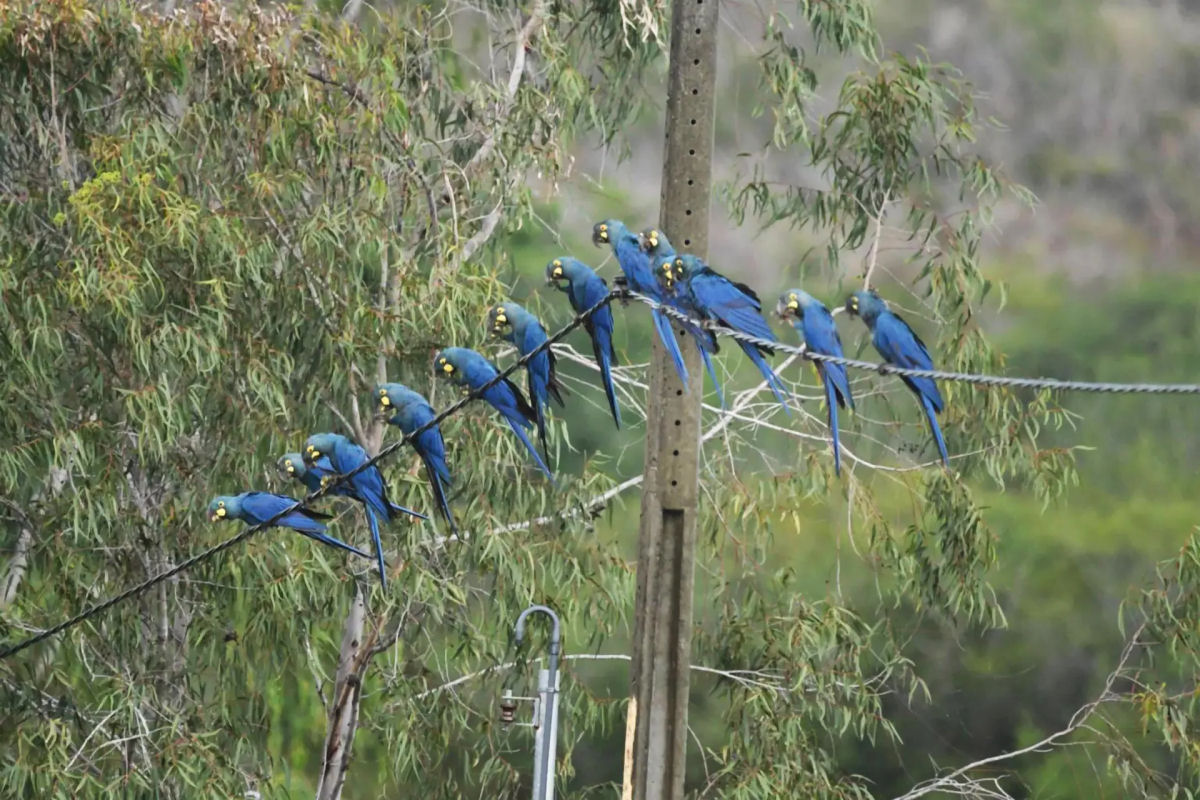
[639,228,724,404]
[487,301,565,461]
[661,253,791,414]
[592,218,694,388]
[845,289,949,467]
[279,452,327,494]
[433,347,555,484]
[304,433,427,589]
[777,290,855,475]
[376,382,456,533]
[206,492,372,559]
[546,256,621,429]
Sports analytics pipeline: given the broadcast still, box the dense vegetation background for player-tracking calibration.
[2,0,1198,798]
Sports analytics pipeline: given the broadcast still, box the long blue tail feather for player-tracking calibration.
[387,500,428,521]
[742,343,791,416]
[825,376,841,477]
[652,309,688,388]
[364,506,388,589]
[423,456,458,534]
[920,394,950,467]
[699,347,725,408]
[594,337,622,429]
[298,529,375,560]
[505,418,558,487]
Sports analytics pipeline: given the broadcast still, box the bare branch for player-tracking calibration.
[889,623,1147,800]
[863,190,890,290]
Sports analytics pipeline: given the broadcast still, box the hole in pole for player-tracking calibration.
[676,389,683,396]
[670,480,678,487]
[674,420,681,427]
[684,239,691,246]
[673,449,680,456]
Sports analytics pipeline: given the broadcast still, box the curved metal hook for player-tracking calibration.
[514,604,561,657]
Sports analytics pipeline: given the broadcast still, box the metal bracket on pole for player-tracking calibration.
[629,0,719,798]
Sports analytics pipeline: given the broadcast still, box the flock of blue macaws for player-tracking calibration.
[208,218,950,587]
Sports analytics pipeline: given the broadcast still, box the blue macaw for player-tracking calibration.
[777,290,855,475]
[546,256,621,429]
[845,289,949,467]
[487,301,565,461]
[303,433,427,589]
[639,228,724,404]
[433,347,555,484]
[376,382,456,533]
[592,218,695,388]
[280,449,411,512]
[660,253,791,414]
[279,452,328,494]
[206,491,372,559]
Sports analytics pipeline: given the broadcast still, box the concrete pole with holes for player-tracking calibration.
[627,0,718,797]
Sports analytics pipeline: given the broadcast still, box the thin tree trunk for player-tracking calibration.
[316,583,367,800]
[1,524,33,608]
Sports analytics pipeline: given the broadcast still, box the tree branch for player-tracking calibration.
[863,189,890,290]
[889,623,1146,800]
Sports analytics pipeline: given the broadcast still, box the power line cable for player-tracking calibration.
[628,291,1200,395]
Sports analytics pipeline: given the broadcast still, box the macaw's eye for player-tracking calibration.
[599,224,608,232]
[552,259,562,268]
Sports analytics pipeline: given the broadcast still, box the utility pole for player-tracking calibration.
[628,0,718,797]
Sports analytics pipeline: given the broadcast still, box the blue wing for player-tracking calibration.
[615,237,659,296]
[802,311,854,410]
[872,312,943,412]
[872,311,948,466]
[475,367,556,485]
[685,274,788,413]
[241,492,373,560]
[689,273,776,344]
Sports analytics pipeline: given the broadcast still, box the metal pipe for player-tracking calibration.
[514,604,561,800]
